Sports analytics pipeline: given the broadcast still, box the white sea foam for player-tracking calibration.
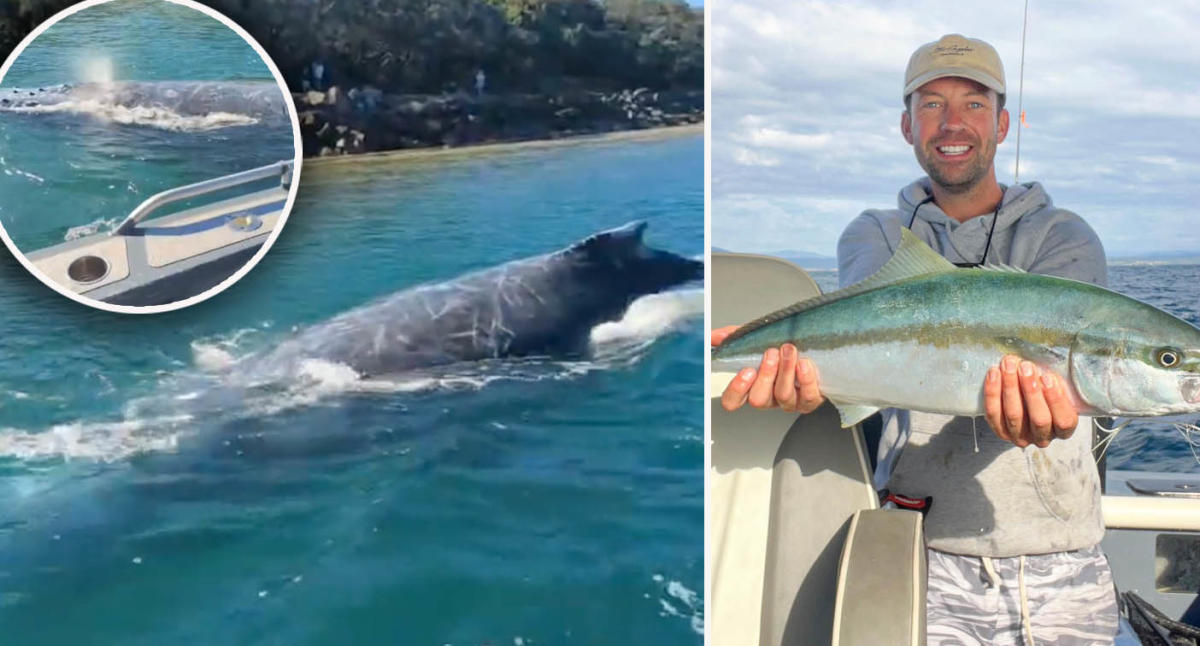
[4,100,258,131]
[297,358,363,390]
[211,358,427,418]
[0,155,45,184]
[64,216,121,240]
[0,292,699,464]
[0,414,190,462]
[666,579,700,610]
[590,289,702,347]
[652,577,704,635]
[590,289,702,366]
[192,344,238,372]
[191,327,272,372]
[2,167,46,183]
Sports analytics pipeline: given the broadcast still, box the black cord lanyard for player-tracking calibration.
[907,195,1001,268]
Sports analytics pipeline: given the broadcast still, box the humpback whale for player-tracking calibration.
[0,80,287,127]
[248,221,702,378]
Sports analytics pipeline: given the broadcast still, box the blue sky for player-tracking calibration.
[711,0,1200,258]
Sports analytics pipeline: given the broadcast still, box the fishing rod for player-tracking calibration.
[1014,0,1029,184]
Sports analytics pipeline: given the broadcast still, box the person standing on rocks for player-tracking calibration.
[311,60,326,91]
[475,69,486,97]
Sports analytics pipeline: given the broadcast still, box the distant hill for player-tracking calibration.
[718,246,1200,269]
[762,250,837,270]
[1110,250,1200,265]
[711,246,837,270]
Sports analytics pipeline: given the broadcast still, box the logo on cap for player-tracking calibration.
[904,34,1006,106]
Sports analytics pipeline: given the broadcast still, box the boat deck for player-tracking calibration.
[23,161,292,307]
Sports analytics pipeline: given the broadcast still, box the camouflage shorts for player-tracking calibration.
[926,545,1119,646]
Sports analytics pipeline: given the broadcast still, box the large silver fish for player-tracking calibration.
[712,228,1200,427]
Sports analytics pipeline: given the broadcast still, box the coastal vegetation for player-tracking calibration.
[206,0,703,93]
[1,0,703,154]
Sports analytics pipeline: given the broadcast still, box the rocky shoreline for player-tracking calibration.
[295,86,703,157]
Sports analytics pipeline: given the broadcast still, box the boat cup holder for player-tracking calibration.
[228,213,263,232]
[67,254,110,284]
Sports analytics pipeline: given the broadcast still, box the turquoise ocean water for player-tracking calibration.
[0,0,292,252]
[0,134,705,644]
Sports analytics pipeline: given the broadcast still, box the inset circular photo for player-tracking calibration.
[0,0,301,313]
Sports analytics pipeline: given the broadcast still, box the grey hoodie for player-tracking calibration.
[837,178,1107,557]
[840,178,1106,290]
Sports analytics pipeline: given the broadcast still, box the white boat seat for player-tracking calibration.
[831,509,926,646]
[710,253,888,646]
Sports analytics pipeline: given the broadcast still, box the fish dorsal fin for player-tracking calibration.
[871,227,958,282]
[721,228,954,345]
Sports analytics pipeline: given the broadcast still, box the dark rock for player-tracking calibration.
[296,88,703,157]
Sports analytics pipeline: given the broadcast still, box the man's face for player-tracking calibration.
[901,77,1010,194]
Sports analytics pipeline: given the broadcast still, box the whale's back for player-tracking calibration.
[244,222,701,377]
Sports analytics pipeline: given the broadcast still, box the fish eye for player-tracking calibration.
[1156,348,1181,368]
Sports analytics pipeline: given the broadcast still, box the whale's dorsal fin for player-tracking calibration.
[569,220,649,257]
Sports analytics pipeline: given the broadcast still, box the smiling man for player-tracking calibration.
[715,34,1120,645]
[843,34,1117,646]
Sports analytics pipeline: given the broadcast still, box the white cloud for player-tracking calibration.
[1136,156,1180,168]
[713,193,893,254]
[712,0,1200,256]
[732,148,781,167]
[743,128,832,151]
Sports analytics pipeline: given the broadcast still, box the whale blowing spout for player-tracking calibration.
[253,221,702,377]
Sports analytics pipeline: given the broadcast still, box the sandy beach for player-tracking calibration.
[304,122,703,170]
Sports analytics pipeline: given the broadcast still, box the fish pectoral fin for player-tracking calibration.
[996,337,1068,364]
[828,399,881,428]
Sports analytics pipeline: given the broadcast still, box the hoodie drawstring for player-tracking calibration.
[981,556,1035,646]
[1019,555,1034,646]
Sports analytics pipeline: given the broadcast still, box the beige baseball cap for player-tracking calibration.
[903,34,1006,106]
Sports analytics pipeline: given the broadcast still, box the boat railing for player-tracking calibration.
[112,160,292,236]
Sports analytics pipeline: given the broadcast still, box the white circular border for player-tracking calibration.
[0,0,304,315]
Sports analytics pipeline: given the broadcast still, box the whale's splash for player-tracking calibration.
[0,288,702,463]
[0,81,285,131]
[590,288,703,360]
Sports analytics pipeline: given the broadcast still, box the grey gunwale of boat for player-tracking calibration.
[24,161,292,306]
